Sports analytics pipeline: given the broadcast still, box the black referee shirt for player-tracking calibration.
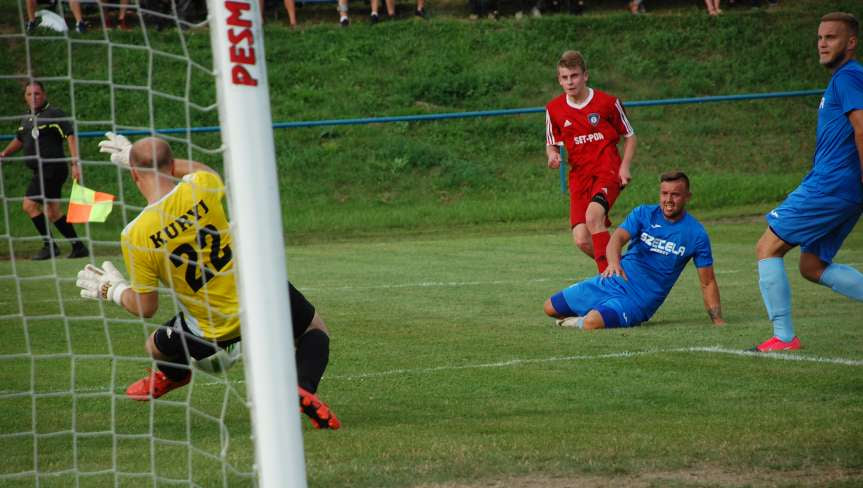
[16,103,74,176]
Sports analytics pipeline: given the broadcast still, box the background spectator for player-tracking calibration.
[704,0,721,15]
[337,0,349,26]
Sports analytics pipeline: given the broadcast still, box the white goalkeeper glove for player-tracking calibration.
[76,261,130,307]
[193,342,242,374]
[98,131,132,169]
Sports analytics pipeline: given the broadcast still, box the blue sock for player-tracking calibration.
[820,263,863,302]
[758,258,794,342]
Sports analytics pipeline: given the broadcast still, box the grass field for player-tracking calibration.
[1,217,861,487]
[2,0,863,486]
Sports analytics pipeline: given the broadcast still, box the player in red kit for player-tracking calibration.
[545,50,637,272]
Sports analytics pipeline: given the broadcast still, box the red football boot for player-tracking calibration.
[753,336,802,352]
[126,369,191,401]
[298,387,341,430]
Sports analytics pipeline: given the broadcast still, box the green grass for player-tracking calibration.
[1,218,861,486]
[1,1,863,486]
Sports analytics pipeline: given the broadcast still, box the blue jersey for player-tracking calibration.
[801,59,863,204]
[618,205,714,318]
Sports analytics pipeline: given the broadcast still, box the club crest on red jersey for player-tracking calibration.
[587,113,600,126]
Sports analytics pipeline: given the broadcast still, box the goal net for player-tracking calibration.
[0,1,305,486]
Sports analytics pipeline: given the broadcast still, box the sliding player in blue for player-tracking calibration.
[754,12,863,352]
[544,171,725,329]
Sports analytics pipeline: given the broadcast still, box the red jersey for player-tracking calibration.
[545,88,634,177]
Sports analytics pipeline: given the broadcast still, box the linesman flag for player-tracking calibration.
[67,181,115,223]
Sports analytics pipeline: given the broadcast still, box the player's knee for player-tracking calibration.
[756,229,790,260]
[22,199,38,215]
[43,206,60,221]
[582,312,605,330]
[799,255,826,283]
[305,312,329,336]
[584,206,606,232]
[573,233,593,255]
[576,241,593,256]
[145,333,160,358]
[543,299,559,318]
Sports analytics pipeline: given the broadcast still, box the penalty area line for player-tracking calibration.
[2,346,860,397]
[327,345,863,381]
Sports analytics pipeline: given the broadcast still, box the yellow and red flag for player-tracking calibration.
[67,181,115,223]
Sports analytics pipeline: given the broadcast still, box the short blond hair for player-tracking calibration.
[558,50,587,73]
[821,12,859,37]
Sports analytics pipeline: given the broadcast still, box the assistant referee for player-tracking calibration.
[0,81,88,260]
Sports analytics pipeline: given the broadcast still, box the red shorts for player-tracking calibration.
[568,171,620,228]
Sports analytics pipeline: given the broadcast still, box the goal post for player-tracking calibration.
[207,0,308,486]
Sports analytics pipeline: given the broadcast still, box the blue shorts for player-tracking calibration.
[551,275,646,328]
[766,187,862,263]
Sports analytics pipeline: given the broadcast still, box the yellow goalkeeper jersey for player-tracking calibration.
[121,170,240,341]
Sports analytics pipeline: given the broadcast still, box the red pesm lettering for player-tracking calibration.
[230,44,255,65]
[225,1,252,27]
[228,26,253,45]
[223,0,259,86]
[232,65,258,86]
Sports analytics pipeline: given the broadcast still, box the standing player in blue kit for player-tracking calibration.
[754,12,863,352]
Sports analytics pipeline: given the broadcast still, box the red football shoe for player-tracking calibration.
[298,387,341,430]
[753,336,802,352]
[126,369,191,401]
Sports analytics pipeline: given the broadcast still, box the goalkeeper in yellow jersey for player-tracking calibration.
[76,136,340,430]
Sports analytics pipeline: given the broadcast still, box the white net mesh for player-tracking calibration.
[0,2,260,485]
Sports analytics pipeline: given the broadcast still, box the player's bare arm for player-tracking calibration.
[118,289,159,318]
[697,265,725,326]
[546,144,562,169]
[619,134,637,187]
[848,109,863,183]
[601,227,630,280]
[0,138,23,162]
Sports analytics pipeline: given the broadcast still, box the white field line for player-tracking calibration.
[326,346,863,380]
[3,346,860,397]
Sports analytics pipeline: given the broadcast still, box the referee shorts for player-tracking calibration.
[25,167,68,202]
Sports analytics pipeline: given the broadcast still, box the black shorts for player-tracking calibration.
[25,168,68,201]
[153,282,317,360]
[153,314,240,361]
[289,282,316,339]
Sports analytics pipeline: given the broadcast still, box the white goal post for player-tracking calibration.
[207,0,307,485]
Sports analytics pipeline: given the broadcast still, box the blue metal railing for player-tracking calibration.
[0,88,823,142]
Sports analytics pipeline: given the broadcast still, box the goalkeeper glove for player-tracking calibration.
[98,131,132,169]
[76,261,130,306]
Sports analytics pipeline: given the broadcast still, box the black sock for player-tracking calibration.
[157,358,191,381]
[30,214,52,246]
[296,329,329,393]
[52,214,81,245]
